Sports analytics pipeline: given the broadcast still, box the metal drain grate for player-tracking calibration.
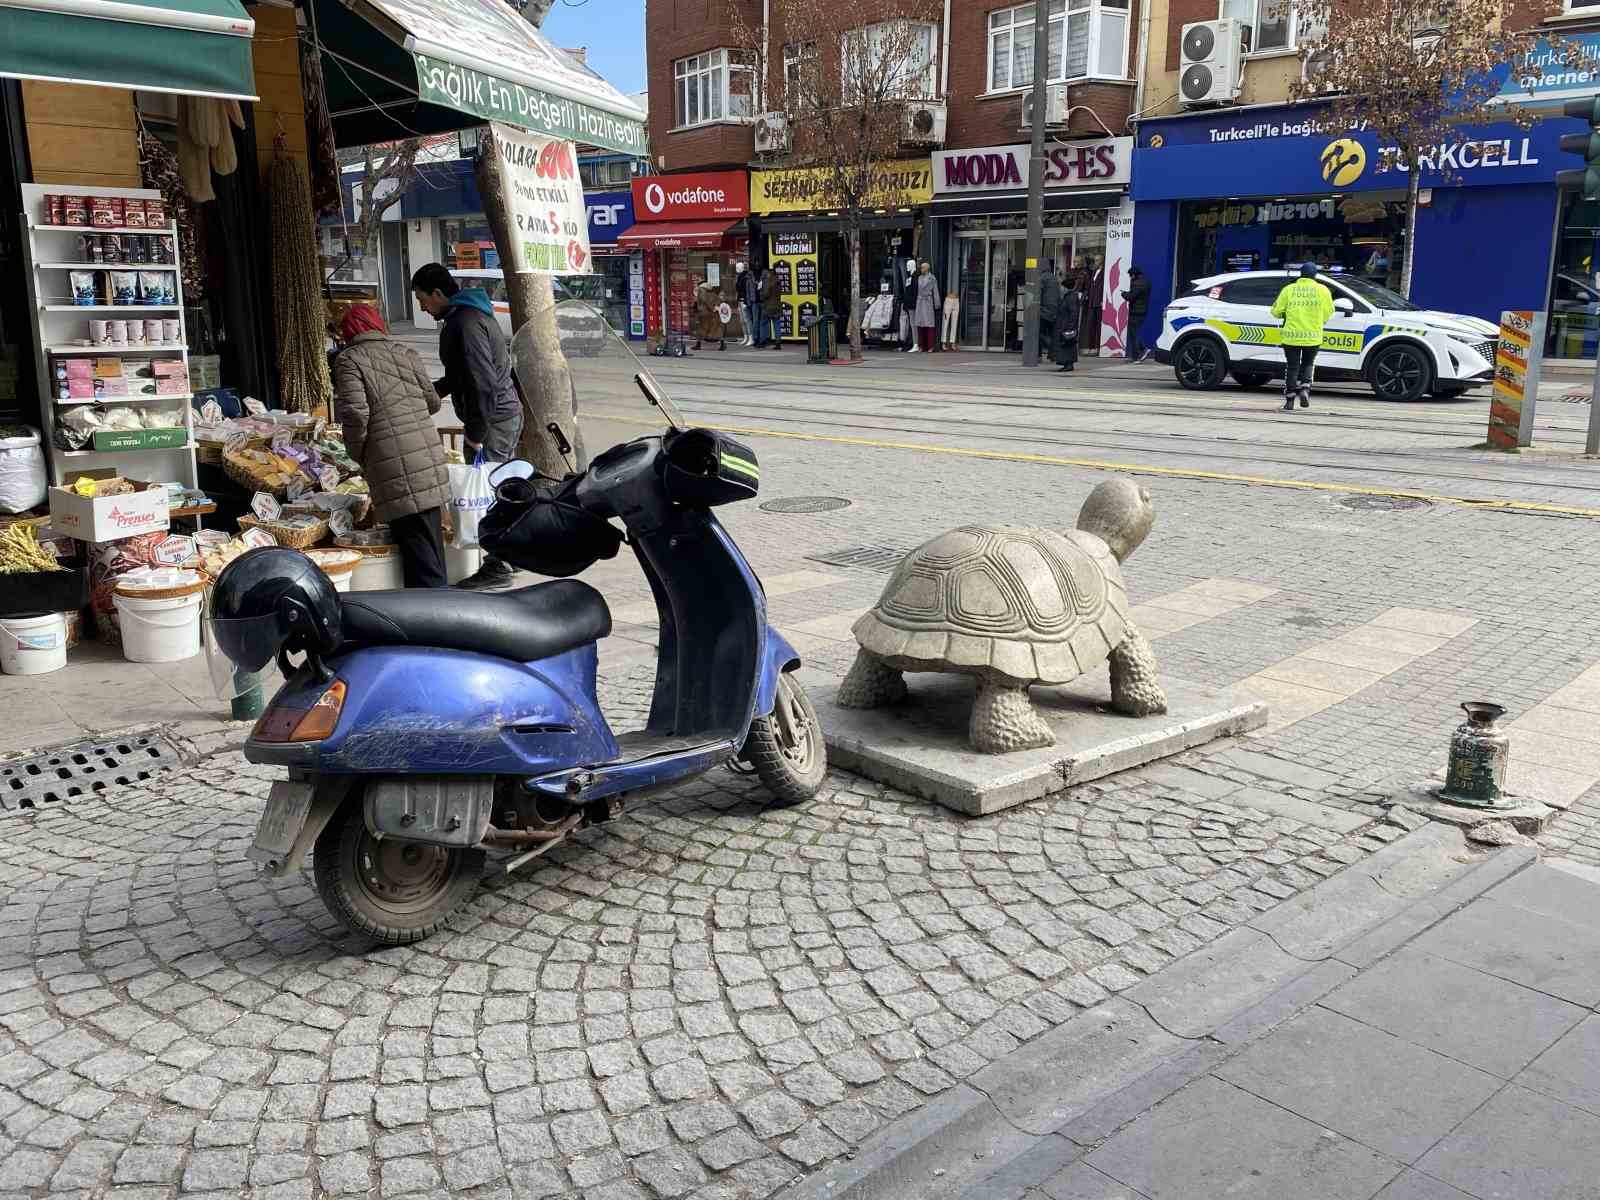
[760,496,853,514]
[807,545,910,572]
[1336,495,1433,512]
[0,732,186,814]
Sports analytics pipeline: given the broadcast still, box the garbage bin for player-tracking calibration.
[803,308,837,364]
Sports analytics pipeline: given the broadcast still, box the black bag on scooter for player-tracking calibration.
[479,474,623,578]
[661,427,759,508]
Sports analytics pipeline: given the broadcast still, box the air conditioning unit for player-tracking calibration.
[902,100,947,146]
[1179,19,1245,108]
[1020,83,1070,131]
[754,111,791,153]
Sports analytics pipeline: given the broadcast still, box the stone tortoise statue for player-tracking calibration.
[836,478,1167,754]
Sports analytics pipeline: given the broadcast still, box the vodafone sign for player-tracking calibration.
[631,170,748,221]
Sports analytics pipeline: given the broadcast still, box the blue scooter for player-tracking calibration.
[216,365,825,945]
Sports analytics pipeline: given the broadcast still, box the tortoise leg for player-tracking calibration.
[837,649,907,709]
[1109,625,1168,717]
[970,680,1053,754]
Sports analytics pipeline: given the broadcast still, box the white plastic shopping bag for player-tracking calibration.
[447,454,495,549]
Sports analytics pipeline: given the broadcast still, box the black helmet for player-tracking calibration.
[209,547,341,673]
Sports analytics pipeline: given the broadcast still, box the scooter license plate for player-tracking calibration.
[247,781,317,866]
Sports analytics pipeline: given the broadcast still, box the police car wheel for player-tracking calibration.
[1369,344,1431,403]
[1174,337,1227,390]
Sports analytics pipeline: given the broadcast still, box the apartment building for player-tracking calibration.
[642,0,1144,351]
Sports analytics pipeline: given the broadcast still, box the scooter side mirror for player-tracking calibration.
[488,460,536,489]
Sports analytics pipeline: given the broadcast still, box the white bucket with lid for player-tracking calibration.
[447,544,481,584]
[0,613,67,675]
[113,568,206,663]
[350,546,404,591]
[307,549,362,594]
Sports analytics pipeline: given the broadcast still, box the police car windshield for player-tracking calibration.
[1336,276,1418,312]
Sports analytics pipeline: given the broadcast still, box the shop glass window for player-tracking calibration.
[1221,0,1321,52]
[784,41,818,102]
[842,20,938,100]
[673,49,754,128]
[987,0,1127,88]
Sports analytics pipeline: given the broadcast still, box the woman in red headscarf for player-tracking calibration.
[332,304,450,588]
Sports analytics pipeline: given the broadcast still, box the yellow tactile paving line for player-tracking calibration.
[585,413,1600,519]
[1242,607,1479,737]
[1505,665,1600,808]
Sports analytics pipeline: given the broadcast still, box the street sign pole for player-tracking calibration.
[1021,0,1050,369]
[1589,349,1600,455]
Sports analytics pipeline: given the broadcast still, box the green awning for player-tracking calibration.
[311,0,647,155]
[0,0,256,100]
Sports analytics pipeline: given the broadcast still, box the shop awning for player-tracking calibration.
[927,190,1124,217]
[618,220,742,250]
[310,0,646,154]
[0,0,256,99]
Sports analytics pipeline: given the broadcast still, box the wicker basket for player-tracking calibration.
[223,451,295,497]
[284,495,372,526]
[237,514,329,550]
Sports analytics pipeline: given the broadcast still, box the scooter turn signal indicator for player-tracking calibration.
[289,681,346,742]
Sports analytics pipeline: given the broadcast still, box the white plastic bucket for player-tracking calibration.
[351,548,404,592]
[113,590,203,663]
[0,613,67,675]
[447,544,481,584]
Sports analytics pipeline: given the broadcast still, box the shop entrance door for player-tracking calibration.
[959,232,1074,350]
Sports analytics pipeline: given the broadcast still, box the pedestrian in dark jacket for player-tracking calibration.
[411,261,523,590]
[759,268,783,349]
[333,304,449,589]
[1056,282,1081,373]
[1122,266,1152,363]
[1039,264,1062,364]
[737,263,762,346]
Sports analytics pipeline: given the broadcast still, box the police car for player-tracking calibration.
[1153,269,1499,402]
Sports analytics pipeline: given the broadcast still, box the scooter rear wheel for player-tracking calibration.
[313,800,485,945]
[742,672,826,807]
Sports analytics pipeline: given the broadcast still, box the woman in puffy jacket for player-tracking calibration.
[332,304,450,588]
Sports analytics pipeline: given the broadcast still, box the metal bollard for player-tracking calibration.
[231,683,264,723]
[1440,701,1511,807]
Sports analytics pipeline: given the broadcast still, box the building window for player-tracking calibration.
[673,49,755,128]
[1568,0,1600,8]
[1220,0,1323,53]
[986,0,1129,89]
[783,40,817,103]
[841,20,938,100]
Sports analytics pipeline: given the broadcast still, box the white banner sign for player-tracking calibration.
[490,122,593,274]
[1099,199,1136,360]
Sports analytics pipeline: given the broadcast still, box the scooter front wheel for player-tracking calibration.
[312,800,485,945]
[743,673,826,807]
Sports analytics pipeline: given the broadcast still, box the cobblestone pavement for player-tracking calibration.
[3,350,1599,1195]
[0,746,1403,1200]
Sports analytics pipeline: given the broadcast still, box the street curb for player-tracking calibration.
[791,824,1540,1200]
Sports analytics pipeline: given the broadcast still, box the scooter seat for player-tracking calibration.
[338,579,612,662]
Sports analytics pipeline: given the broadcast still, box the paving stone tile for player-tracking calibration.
[1416,1085,1600,1200]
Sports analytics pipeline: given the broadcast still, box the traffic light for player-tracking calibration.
[1558,97,1600,200]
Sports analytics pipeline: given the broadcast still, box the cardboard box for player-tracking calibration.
[47,471,170,541]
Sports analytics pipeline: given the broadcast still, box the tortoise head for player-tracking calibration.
[1075,479,1154,562]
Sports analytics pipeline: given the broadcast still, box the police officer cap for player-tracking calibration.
[1300,262,1319,277]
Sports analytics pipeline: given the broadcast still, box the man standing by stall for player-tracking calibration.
[410,262,524,591]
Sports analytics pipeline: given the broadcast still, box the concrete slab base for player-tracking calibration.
[816,667,1267,816]
[1389,782,1556,837]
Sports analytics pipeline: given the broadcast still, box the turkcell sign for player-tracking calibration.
[933,137,1133,195]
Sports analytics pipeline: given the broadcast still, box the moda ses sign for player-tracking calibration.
[631,171,749,221]
[933,138,1133,195]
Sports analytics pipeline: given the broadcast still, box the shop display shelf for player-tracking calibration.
[42,304,181,313]
[46,343,187,355]
[36,262,179,271]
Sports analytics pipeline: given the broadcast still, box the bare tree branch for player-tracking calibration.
[1290,0,1570,296]
[729,0,941,358]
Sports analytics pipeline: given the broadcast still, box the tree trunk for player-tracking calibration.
[473,129,586,478]
[848,225,863,360]
[1401,166,1420,300]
